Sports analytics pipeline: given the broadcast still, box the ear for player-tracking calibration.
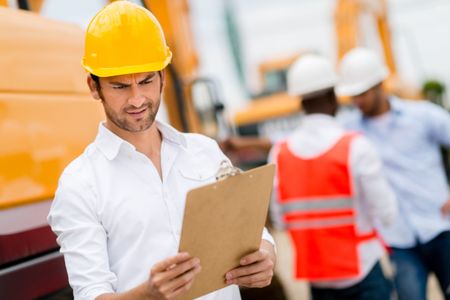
[87,75,101,100]
[159,69,166,92]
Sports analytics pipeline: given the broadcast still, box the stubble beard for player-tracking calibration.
[104,99,160,133]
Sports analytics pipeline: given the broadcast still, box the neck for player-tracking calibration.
[105,120,162,154]
[106,120,163,179]
[372,92,391,117]
[304,106,336,117]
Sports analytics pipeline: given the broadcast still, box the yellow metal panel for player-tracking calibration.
[144,0,200,132]
[28,0,45,12]
[335,0,360,61]
[376,0,397,75]
[0,7,88,94]
[233,93,301,126]
[0,92,104,209]
[0,7,104,209]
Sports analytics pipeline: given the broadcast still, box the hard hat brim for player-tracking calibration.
[82,53,172,77]
[336,69,388,97]
[288,83,335,97]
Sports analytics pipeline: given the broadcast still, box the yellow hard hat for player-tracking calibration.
[82,1,172,77]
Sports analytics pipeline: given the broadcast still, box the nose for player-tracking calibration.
[128,84,146,108]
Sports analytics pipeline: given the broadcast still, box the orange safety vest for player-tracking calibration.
[276,133,379,281]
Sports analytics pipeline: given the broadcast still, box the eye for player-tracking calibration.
[140,79,154,85]
[112,85,127,90]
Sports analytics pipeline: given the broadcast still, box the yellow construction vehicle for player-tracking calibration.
[0,1,223,298]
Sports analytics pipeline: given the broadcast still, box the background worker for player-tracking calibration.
[270,54,397,300]
[47,2,276,300]
[336,47,450,300]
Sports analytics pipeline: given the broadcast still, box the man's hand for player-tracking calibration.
[442,199,450,216]
[146,252,201,300]
[224,240,276,288]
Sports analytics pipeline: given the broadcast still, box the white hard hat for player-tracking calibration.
[287,54,337,97]
[336,47,389,97]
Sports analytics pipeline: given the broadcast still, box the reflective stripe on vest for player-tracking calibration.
[281,197,353,214]
[285,216,355,229]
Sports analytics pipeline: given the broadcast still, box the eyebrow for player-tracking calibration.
[108,73,157,86]
[138,73,157,84]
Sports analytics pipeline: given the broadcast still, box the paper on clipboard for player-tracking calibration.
[178,163,275,300]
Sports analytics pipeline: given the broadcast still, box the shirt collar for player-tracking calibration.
[95,120,187,161]
[156,120,187,147]
[389,96,403,114]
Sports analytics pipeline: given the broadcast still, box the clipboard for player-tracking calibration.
[178,162,275,300]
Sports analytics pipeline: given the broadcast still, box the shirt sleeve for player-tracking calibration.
[351,136,398,226]
[47,172,117,300]
[261,227,276,246]
[423,102,450,147]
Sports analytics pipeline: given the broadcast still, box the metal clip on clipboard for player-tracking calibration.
[215,160,242,181]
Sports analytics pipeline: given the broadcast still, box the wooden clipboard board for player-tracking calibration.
[178,163,275,300]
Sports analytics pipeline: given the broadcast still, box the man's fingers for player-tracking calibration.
[226,261,266,281]
[165,264,202,296]
[164,257,200,280]
[151,252,191,273]
[239,249,268,266]
[162,261,201,293]
[227,268,273,285]
[239,278,272,288]
[226,255,273,282]
[151,257,200,292]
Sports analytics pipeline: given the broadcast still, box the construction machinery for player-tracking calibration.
[0,1,224,298]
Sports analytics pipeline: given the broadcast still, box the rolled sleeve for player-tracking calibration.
[47,172,117,300]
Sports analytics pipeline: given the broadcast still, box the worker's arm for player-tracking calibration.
[96,253,201,300]
[224,239,276,288]
[219,136,273,154]
[352,136,398,226]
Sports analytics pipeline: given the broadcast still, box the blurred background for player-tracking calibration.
[1,0,449,299]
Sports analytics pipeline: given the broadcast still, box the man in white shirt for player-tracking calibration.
[47,2,276,300]
[270,54,397,300]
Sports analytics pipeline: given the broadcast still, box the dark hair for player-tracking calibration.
[90,74,100,86]
[302,88,338,115]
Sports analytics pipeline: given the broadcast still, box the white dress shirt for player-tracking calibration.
[48,121,274,300]
[269,114,397,289]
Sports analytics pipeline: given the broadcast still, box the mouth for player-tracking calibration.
[127,107,148,118]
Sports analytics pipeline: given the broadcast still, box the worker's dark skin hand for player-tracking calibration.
[441,199,450,216]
